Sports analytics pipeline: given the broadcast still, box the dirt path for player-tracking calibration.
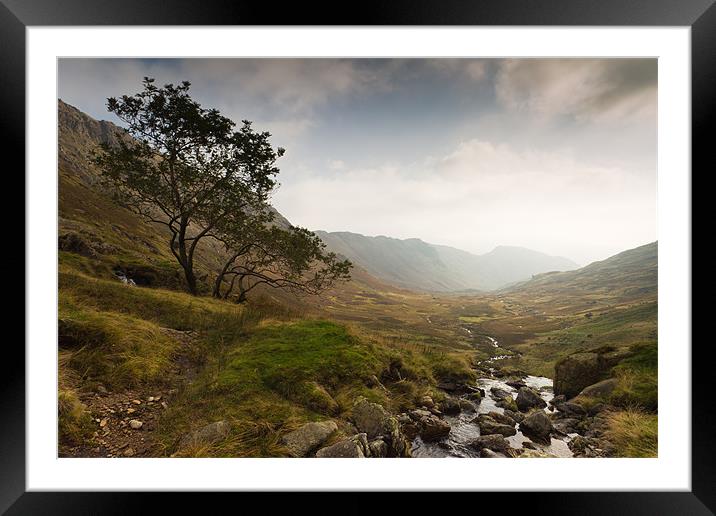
[59,328,202,458]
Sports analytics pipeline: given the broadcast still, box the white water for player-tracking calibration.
[411,335,573,458]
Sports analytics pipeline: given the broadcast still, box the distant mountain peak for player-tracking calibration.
[314,230,580,292]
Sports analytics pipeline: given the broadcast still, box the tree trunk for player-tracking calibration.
[183,267,198,296]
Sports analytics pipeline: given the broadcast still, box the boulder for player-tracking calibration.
[520,449,556,458]
[177,420,231,450]
[490,387,512,400]
[352,398,392,438]
[505,378,527,390]
[368,439,388,458]
[352,398,411,457]
[496,397,518,412]
[480,449,507,458]
[316,433,369,458]
[554,349,628,398]
[554,401,587,417]
[484,411,516,426]
[280,421,337,457]
[578,378,618,399]
[519,411,553,444]
[474,414,517,437]
[503,409,524,423]
[470,434,511,454]
[419,395,435,408]
[459,399,476,412]
[419,414,451,442]
[550,395,567,407]
[552,417,582,435]
[440,397,462,415]
[515,387,547,412]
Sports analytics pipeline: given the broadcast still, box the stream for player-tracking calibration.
[411,335,574,458]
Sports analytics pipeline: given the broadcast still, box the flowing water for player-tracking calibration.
[411,335,574,458]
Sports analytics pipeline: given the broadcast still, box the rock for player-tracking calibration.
[554,401,587,417]
[496,397,518,412]
[409,409,433,420]
[419,395,435,408]
[516,387,547,412]
[131,399,142,405]
[459,399,476,412]
[467,391,483,403]
[519,411,553,444]
[440,397,462,415]
[126,408,136,414]
[352,398,411,457]
[438,381,458,392]
[490,387,512,400]
[485,411,516,426]
[419,414,451,442]
[480,449,507,458]
[520,449,556,458]
[96,385,108,394]
[552,417,582,435]
[99,418,108,428]
[522,440,537,450]
[505,378,527,390]
[470,434,511,454]
[369,439,388,458]
[474,414,517,437]
[316,433,369,458]
[122,447,135,457]
[129,419,143,430]
[400,422,419,441]
[550,395,567,406]
[587,403,606,416]
[178,420,232,450]
[503,409,524,423]
[578,378,618,398]
[554,350,627,398]
[280,421,337,457]
[352,398,392,438]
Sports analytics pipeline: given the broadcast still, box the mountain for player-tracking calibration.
[313,231,579,292]
[502,241,657,311]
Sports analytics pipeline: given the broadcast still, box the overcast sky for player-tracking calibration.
[58,58,657,265]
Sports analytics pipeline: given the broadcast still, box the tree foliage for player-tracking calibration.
[94,77,352,300]
[93,78,283,294]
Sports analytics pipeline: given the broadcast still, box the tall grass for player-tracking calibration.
[603,408,658,457]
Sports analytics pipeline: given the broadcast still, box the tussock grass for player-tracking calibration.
[603,408,658,457]
[58,351,93,445]
[59,294,186,388]
[610,341,657,411]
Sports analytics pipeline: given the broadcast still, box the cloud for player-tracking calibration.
[273,138,656,265]
[495,59,657,122]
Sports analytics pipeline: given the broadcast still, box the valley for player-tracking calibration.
[57,99,658,460]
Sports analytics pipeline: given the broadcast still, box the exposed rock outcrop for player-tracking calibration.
[280,421,337,457]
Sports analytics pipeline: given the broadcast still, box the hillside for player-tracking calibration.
[314,230,579,292]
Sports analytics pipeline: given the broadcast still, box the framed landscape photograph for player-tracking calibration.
[8,0,712,512]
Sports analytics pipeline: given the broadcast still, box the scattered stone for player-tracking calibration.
[96,385,108,394]
[418,415,451,442]
[160,401,169,410]
[280,421,337,458]
[552,418,582,435]
[490,387,512,400]
[474,414,517,437]
[503,409,524,423]
[316,433,369,458]
[496,397,518,412]
[147,396,155,402]
[484,411,516,426]
[550,395,567,407]
[122,447,135,457]
[458,399,476,412]
[129,420,143,430]
[419,395,435,408]
[516,387,547,412]
[470,434,511,454]
[131,399,142,405]
[519,411,553,444]
[99,418,108,428]
[126,408,136,414]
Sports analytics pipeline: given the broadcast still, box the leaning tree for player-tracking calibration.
[94,77,283,295]
[212,208,352,303]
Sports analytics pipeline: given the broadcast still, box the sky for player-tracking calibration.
[58,58,657,265]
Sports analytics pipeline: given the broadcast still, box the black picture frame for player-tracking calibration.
[4,0,710,512]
